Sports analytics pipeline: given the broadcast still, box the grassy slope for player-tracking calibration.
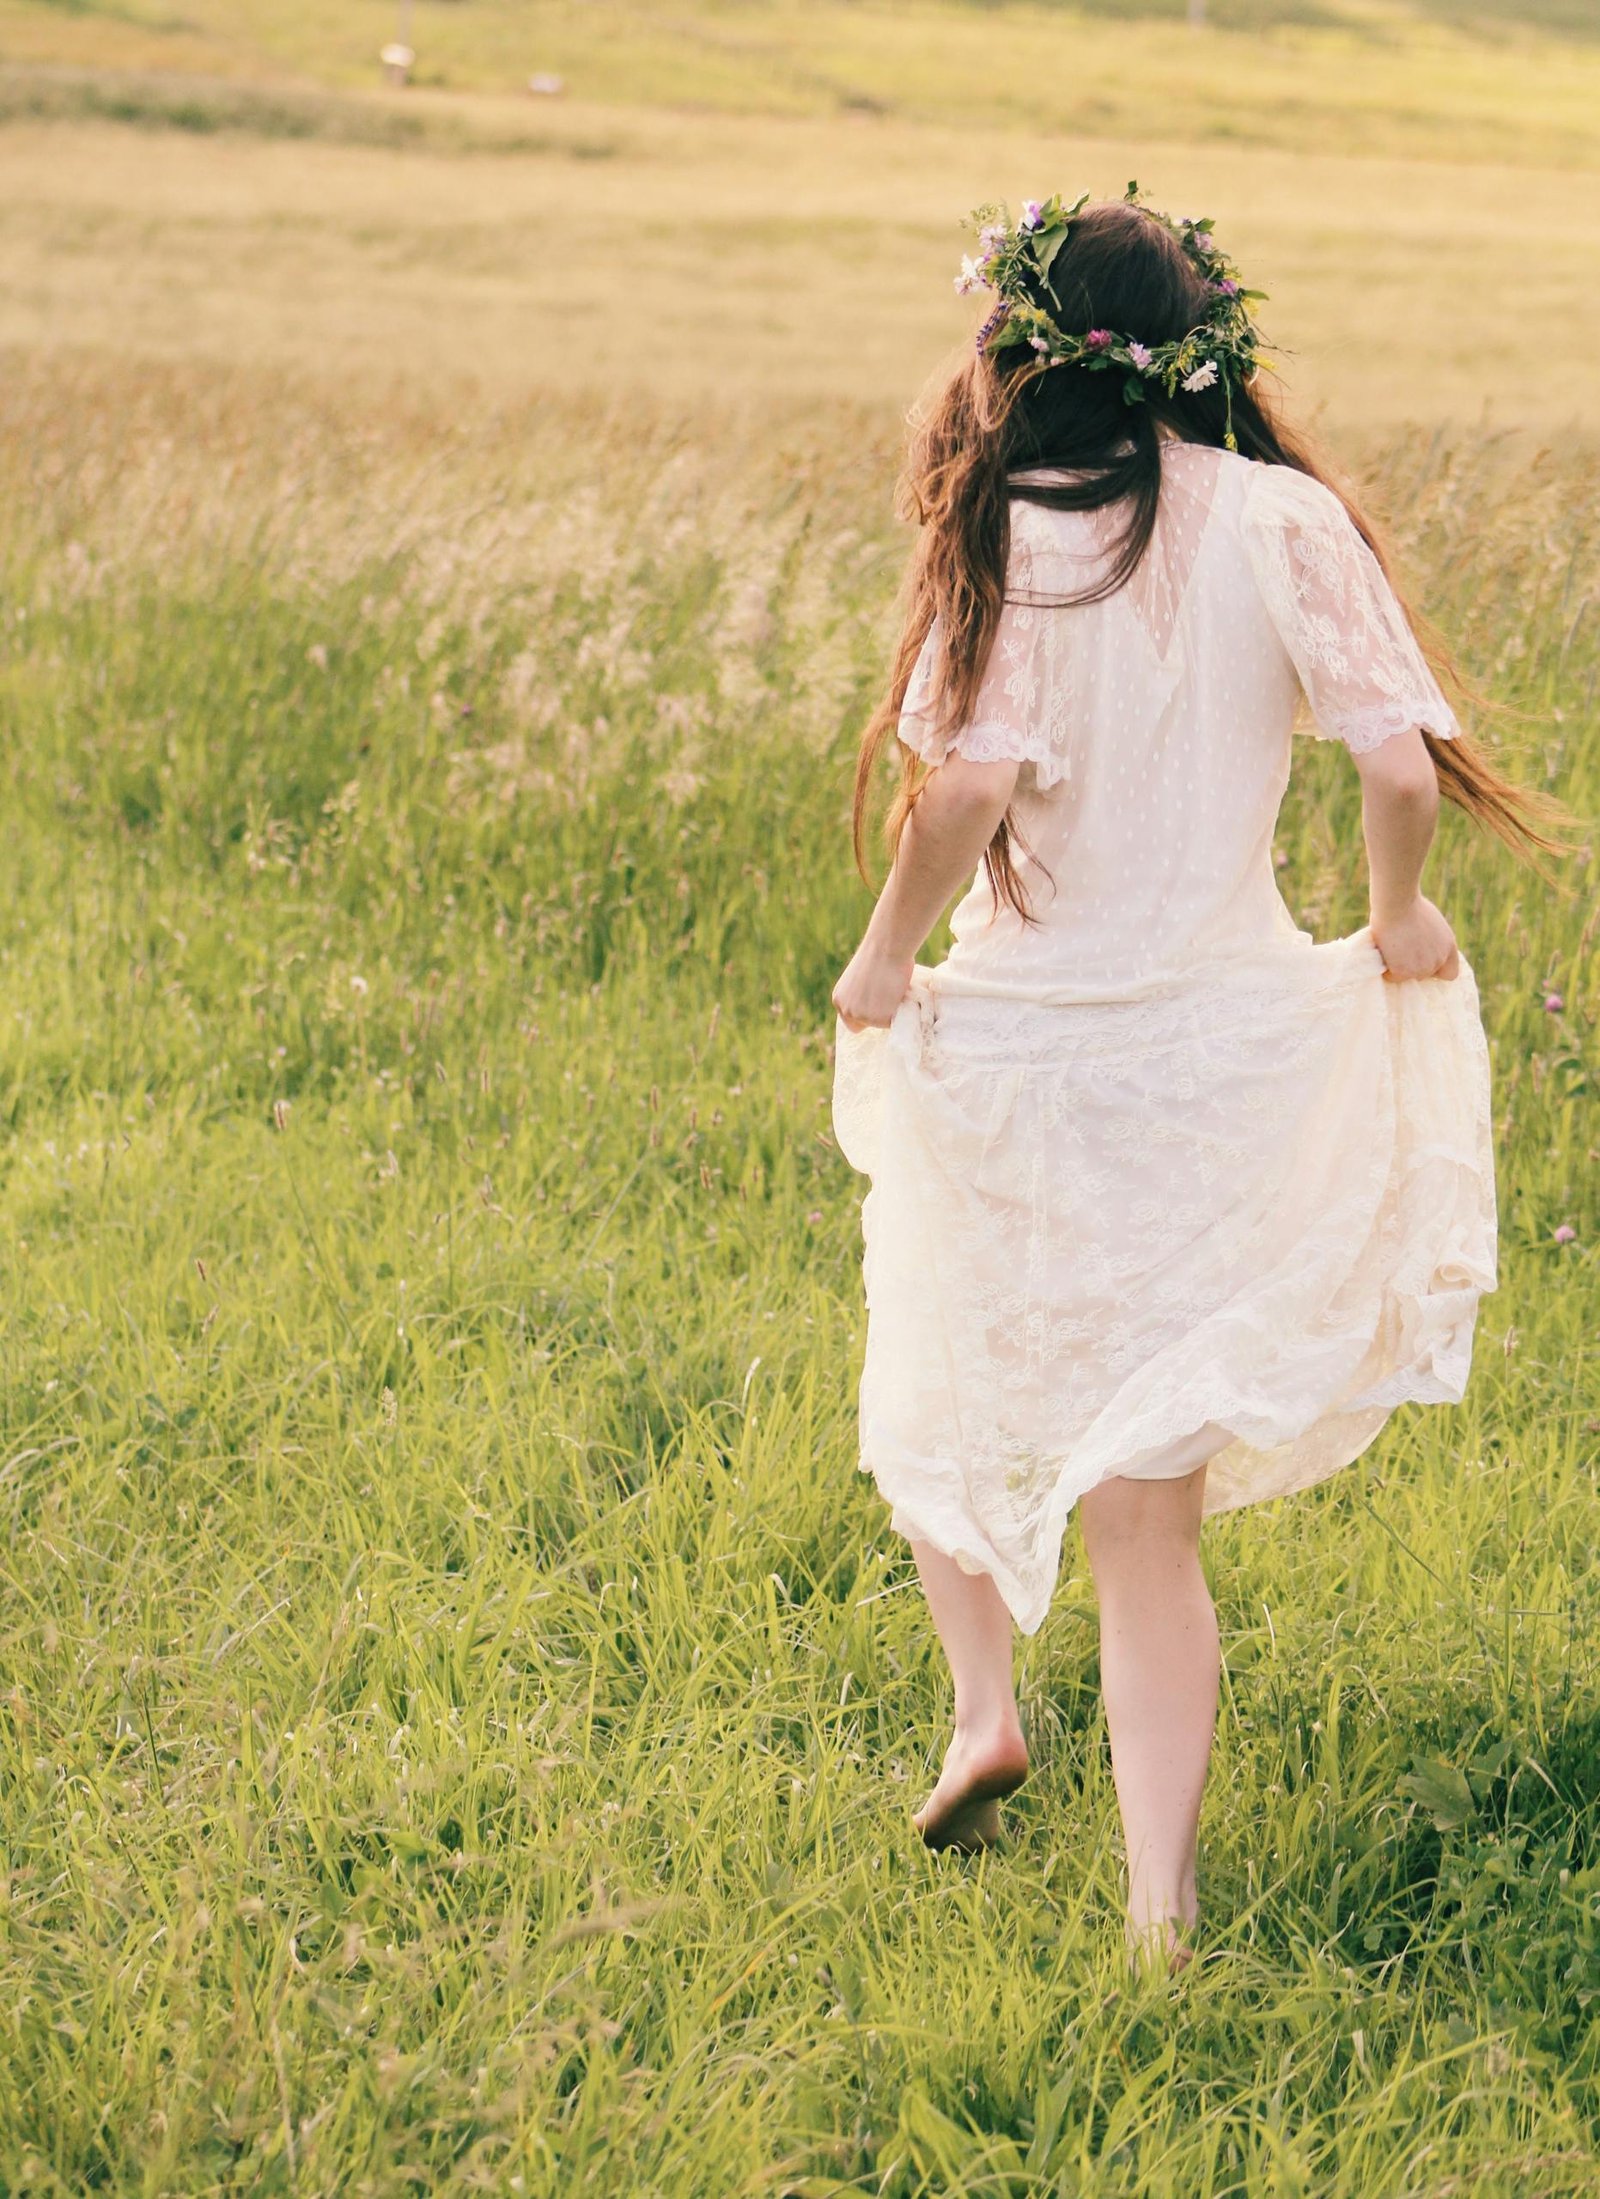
[0,348,1596,2199]
[2,0,1598,432]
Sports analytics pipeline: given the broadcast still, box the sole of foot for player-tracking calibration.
[913,1762,1029,1854]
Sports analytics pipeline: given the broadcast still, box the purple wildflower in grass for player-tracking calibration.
[1085,328,1114,352]
[1544,991,1565,1012]
[1554,1224,1578,1244]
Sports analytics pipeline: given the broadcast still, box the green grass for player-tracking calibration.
[0,354,1596,2193]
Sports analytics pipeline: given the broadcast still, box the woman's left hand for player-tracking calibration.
[832,943,915,1032]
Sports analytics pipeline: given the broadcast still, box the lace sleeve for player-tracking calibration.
[896,513,1074,790]
[1239,464,1461,755]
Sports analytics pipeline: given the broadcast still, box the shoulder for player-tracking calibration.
[1235,458,1352,536]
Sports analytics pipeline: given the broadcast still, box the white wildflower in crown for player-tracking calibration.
[953,179,1273,452]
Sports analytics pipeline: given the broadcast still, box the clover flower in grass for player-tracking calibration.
[1544,991,1565,1013]
[1554,1224,1578,1245]
[1182,359,1220,393]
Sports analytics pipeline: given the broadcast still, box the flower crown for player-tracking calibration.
[954,181,1272,451]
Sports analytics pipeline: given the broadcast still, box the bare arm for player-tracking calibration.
[832,753,1022,1030]
[1350,725,1459,981]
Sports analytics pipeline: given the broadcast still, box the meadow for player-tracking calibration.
[1,0,1598,2191]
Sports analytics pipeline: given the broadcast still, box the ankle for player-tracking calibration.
[1128,1882,1198,1933]
[951,1699,1026,1750]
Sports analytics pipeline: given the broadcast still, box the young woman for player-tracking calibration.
[830,186,1568,1976]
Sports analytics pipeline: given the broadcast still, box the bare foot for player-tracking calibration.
[1125,1913,1198,1978]
[911,1716,1029,1853]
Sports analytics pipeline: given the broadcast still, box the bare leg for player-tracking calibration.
[907,1539,1029,1850]
[1077,1462,1218,1969]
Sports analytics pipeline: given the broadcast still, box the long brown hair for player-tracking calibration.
[852,197,1575,925]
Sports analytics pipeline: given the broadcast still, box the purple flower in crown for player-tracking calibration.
[1213,276,1239,296]
[1127,340,1154,370]
[1028,334,1051,353]
[1019,199,1045,230]
[978,222,1009,257]
[975,300,1010,354]
[1084,328,1114,352]
[1191,231,1215,255]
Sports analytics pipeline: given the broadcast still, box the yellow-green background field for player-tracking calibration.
[0,4,1597,2194]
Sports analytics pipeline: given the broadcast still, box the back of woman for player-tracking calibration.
[825,183,1572,1969]
[897,438,1464,999]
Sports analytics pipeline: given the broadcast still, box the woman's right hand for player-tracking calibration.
[1371,894,1459,982]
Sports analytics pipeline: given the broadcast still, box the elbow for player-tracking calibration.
[1380,761,1439,809]
[927,750,1023,821]
[1354,734,1439,807]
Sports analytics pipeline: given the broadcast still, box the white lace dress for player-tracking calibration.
[831,442,1497,1637]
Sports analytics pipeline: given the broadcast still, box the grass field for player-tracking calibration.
[1,0,1598,2191]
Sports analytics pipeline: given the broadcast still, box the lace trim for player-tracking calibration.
[898,712,1071,789]
[1322,698,1461,754]
[1318,703,1459,756]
